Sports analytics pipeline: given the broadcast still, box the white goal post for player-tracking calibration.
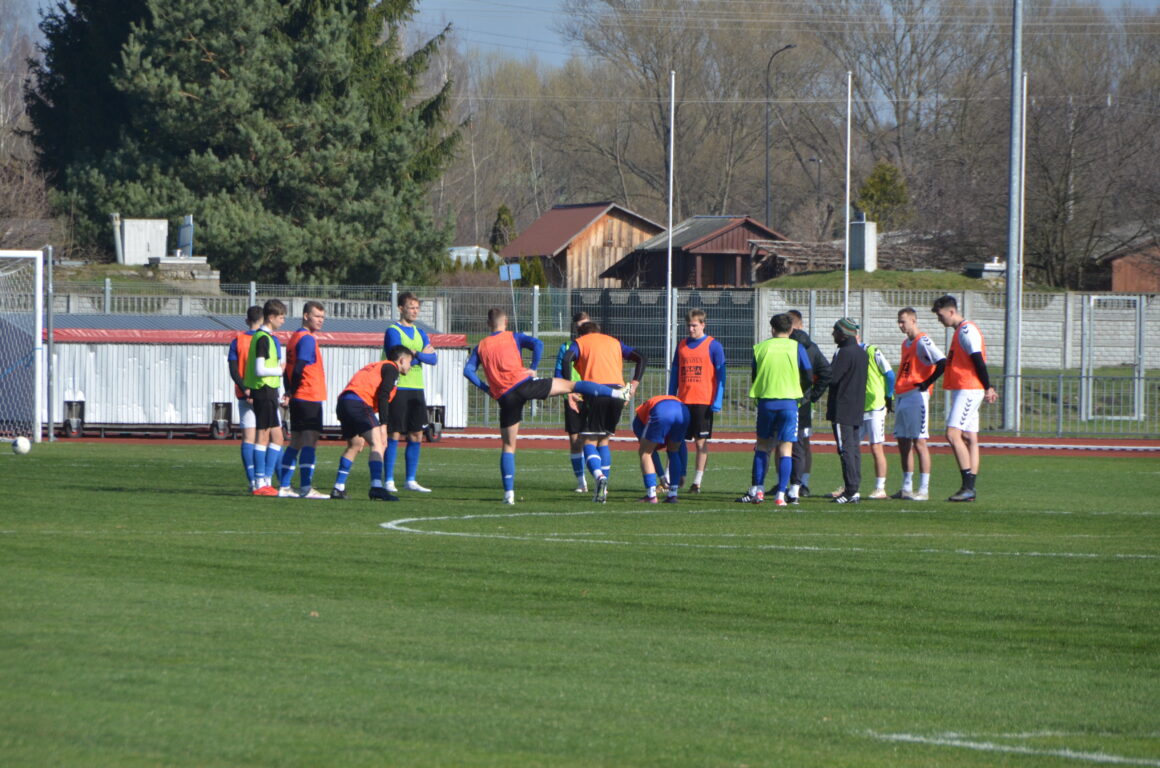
[0,250,44,442]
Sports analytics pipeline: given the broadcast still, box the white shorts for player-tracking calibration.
[861,407,886,444]
[947,389,984,433]
[893,389,929,440]
[237,398,256,430]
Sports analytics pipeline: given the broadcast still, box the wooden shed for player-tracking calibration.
[1105,242,1160,293]
[600,216,788,288]
[500,203,663,289]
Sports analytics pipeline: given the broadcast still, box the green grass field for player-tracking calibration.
[2,441,1158,767]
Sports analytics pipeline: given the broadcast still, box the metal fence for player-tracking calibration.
[43,280,1160,437]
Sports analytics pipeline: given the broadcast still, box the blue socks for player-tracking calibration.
[279,447,300,488]
[369,460,384,488]
[241,442,256,486]
[667,449,683,491]
[777,456,792,494]
[598,444,612,482]
[299,446,316,489]
[265,444,283,485]
[752,448,769,487]
[573,381,614,398]
[570,453,584,480]
[253,445,267,484]
[405,440,421,483]
[384,439,398,483]
[583,444,603,478]
[334,456,354,490]
[500,452,516,492]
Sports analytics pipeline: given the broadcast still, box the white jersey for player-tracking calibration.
[955,321,985,356]
[910,333,946,366]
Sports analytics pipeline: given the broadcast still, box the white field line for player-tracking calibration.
[868,731,1160,766]
[438,432,1160,452]
[380,511,1160,559]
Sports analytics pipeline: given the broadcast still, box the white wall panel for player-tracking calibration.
[51,344,467,429]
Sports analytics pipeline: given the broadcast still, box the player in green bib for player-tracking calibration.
[737,313,812,506]
[381,292,437,492]
[242,299,287,496]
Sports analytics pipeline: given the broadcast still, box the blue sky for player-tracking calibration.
[409,0,577,65]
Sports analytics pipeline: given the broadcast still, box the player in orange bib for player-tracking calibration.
[561,320,647,503]
[632,395,690,504]
[667,309,725,493]
[932,295,999,502]
[277,301,329,499]
[891,307,946,501]
[464,308,629,505]
[328,345,414,501]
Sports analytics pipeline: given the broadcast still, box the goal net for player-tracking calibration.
[0,250,44,441]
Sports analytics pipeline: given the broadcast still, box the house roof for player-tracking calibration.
[600,216,788,279]
[630,215,788,254]
[500,203,663,259]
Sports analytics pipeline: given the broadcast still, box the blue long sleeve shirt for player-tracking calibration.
[383,324,438,367]
[667,336,727,411]
[463,331,542,396]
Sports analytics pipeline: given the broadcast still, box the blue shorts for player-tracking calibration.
[634,399,690,446]
[756,399,799,442]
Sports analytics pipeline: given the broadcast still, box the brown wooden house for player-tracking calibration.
[1105,241,1160,292]
[600,216,788,288]
[500,203,663,289]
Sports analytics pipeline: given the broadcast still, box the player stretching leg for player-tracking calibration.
[465,309,629,504]
[554,311,590,492]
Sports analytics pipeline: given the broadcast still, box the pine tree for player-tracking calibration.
[518,256,547,288]
[855,161,912,232]
[26,0,458,284]
[489,204,516,253]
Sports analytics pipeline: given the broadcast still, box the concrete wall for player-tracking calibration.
[757,289,1160,370]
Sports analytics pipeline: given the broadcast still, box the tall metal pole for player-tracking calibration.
[666,70,676,370]
[45,245,55,442]
[763,45,795,228]
[843,71,852,318]
[1002,0,1024,430]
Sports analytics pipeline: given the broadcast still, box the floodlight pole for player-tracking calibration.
[1002,0,1025,431]
[666,70,676,370]
[763,44,795,229]
[843,71,852,318]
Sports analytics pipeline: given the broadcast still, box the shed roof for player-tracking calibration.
[500,202,663,259]
[630,215,787,254]
[601,216,788,279]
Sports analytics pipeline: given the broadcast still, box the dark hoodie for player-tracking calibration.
[826,333,868,426]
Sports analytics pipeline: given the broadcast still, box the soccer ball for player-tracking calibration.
[11,436,31,455]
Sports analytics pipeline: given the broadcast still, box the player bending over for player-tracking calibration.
[330,346,414,501]
[633,395,690,504]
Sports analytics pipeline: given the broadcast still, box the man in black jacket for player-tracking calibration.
[786,310,832,503]
[826,317,869,503]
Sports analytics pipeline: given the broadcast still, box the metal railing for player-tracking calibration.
[465,369,1159,438]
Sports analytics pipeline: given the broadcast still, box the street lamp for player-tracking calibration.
[764,43,796,229]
